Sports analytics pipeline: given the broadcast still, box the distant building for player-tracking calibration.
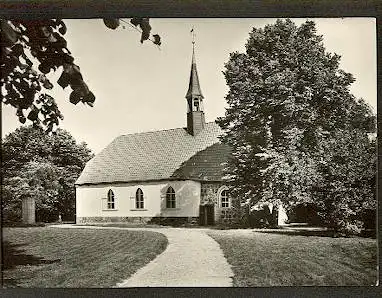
[75,46,288,226]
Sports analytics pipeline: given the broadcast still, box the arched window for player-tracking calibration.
[107,189,115,209]
[136,188,144,209]
[166,187,176,208]
[220,189,230,208]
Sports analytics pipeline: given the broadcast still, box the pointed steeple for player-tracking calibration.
[186,45,204,99]
[185,30,206,136]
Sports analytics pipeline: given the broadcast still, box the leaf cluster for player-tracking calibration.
[104,18,161,45]
[1,19,95,131]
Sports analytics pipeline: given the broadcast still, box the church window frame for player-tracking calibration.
[166,186,176,209]
[218,186,230,209]
[107,189,115,210]
[136,188,144,209]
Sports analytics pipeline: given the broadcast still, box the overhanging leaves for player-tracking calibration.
[1,18,161,132]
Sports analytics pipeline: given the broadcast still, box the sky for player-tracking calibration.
[1,18,377,154]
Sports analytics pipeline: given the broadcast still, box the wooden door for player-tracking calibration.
[199,205,215,226]
[206,205,215,225]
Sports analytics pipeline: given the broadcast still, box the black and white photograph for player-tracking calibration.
[1,16,377,289]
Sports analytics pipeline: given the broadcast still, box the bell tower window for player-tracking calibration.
[193,99,200,111]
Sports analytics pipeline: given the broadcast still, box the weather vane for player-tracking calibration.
[191,27,196,46]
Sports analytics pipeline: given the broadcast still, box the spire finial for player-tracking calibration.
[191,27,195,45]
[191,27,196,59]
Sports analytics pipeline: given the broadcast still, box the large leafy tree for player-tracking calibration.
[1,18,161,132]
[217,19,376,234]
[2,125,94,223]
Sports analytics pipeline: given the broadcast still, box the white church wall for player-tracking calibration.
[76,182,162,218]
[76,180,201,221]
[160,180,201,217]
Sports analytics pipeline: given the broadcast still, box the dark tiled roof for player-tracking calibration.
[171,143,231,181]
[76,122,226,185]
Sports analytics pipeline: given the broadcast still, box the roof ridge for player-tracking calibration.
[117,121,218,138]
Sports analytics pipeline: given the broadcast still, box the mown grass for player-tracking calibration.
[208,230,377,286]
[2,227,168,288]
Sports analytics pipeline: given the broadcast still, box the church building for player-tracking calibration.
[75,45,288,226]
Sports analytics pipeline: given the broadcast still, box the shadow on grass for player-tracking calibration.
[255,228,334,237]
[254,227,376,238]
[2,222,46,228]
[2,241,60,287]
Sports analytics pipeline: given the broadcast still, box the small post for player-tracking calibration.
[22,196,35,224]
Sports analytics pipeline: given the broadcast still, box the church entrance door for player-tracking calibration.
[199,204,215,226]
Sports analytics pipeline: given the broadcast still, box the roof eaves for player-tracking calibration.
[75,176,204,187]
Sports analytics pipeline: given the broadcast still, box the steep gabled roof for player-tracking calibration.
[171,143,231,181]
[76,122,225,185]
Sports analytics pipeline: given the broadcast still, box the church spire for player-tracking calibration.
[186,33,204,99]
[185,28,205,136]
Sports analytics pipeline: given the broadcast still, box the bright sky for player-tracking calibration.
[2,18,376,154]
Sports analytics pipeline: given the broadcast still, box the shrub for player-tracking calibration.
[335,220,363,237]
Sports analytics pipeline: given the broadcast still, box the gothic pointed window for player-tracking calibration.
[107,189,115,209]
[136,188,144,209]
[166,186,176,208]
[220,189,230,208]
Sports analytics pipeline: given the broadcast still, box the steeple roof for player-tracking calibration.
[186,46,204,99]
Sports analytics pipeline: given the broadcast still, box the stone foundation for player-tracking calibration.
[76,216,152,224]
[149,217,199,226]
[76,216,199,226]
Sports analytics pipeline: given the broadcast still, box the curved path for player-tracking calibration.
[51,225,234,287]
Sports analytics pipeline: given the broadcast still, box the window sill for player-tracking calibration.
[102,209,118,211]
[130,209,148,211]
[164,208,180,210]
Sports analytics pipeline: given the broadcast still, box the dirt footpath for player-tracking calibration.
[51,225,234,287]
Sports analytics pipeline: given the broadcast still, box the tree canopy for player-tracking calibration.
[216,19,376,235]
[1,18,161,132]
[2,125,94,223]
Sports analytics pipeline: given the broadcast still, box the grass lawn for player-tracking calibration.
[2,227,168,288]
[208,229,377,286]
